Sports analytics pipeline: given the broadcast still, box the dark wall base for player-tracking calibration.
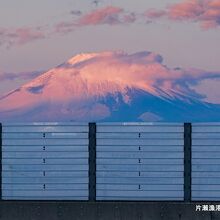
[0,201,219,220]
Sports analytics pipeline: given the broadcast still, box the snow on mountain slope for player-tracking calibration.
[0,51,220,122]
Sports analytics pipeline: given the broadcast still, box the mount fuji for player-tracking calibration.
[0,51,220,122]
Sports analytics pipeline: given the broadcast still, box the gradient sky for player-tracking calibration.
[0,0,220,96]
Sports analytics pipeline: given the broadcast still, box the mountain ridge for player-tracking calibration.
[0,51,219,122]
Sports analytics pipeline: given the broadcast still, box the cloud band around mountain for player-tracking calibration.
[2,50,219,104]
[1,50,220,123]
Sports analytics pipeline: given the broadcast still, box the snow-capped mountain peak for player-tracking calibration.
[0,51,219,122]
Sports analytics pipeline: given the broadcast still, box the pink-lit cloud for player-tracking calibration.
[78,6,124,26]
[0,27,46,48]
[1,1,219,49]
[78,6,138,26]
[0,6,137,47]
[145,9,166,19]
[123,12,137,23]
[55,6,137,34]
[145,0,220,29]
[55,2,220,34]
